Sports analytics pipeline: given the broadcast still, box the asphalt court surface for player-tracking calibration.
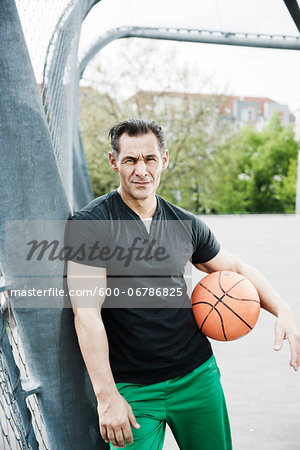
[163,214,300,450]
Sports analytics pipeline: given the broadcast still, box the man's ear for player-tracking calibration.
[108,152,119,173]
[162,149,169,170]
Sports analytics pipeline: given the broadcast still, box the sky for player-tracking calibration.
[79,0,300,113]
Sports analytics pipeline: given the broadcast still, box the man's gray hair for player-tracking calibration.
[108,118,165,157]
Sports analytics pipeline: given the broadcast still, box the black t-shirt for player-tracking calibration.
[67,189,220,384]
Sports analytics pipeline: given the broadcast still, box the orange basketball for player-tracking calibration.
[192,271,260,341]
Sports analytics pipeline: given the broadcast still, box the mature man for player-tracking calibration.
[67,119,300,450]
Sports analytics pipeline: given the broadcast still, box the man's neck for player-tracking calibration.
[117,187,157,218]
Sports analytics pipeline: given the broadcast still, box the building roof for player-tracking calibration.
[226,95,277,116]
[127,90,281,116]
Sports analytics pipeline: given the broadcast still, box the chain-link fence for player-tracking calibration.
[0,289,49,449]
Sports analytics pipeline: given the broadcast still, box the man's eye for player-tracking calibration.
[124,159,135,164]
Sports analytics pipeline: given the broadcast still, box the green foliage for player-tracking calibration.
[205,113,299,213]
[202,132,251,213]
[79,89,120,197]
[273,156,298,213]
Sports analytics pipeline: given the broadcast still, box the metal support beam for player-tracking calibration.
[283,0,300,33]
[79,25,300,76]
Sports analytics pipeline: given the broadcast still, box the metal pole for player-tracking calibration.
[79,26,300,77]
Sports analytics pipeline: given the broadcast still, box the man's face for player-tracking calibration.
[109,132,169,201]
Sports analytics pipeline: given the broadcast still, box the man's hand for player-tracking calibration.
[274,306,300,372]
[98,390,140,448]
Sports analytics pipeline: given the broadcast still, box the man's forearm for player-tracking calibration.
[74,308,118,400]
[236,260,290,317]
[196,247,290,317]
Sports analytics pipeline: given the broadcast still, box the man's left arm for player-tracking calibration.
[193,246,300,371]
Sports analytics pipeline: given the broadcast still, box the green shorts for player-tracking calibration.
[113,355,232,450]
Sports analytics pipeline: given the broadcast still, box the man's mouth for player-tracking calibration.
[132,181,151,185]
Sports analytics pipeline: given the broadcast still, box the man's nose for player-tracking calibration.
[134,159,148,176]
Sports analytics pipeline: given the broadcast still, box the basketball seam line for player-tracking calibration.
[193,291,254,331]
[219,272,259,303]
[217,271,254,331]
[218,272,245,297]
[193,283,228,340]
[225,293,260,303]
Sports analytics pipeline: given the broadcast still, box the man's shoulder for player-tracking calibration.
[71,190,117,220]
[158,195,196,221]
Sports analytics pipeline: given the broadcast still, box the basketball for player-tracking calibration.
[192,271,260,341]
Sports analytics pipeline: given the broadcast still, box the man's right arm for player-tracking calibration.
[67,260,140,448]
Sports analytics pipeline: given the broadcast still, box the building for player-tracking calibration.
[126,90,294,129]
[225,95,294,128]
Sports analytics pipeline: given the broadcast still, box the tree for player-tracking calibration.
[206,112,299,213]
